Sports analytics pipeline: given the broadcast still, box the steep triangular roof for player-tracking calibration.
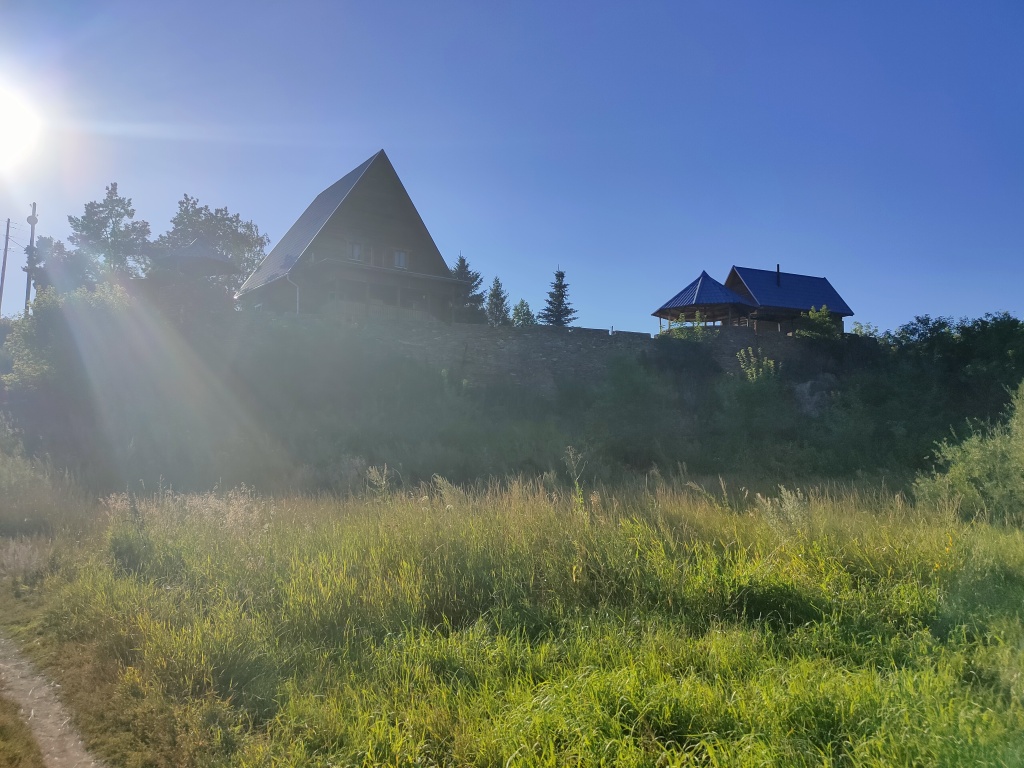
[653,271,754,316]
[237,150,450,296]
[726,266,853,316]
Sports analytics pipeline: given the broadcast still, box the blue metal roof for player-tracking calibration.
[727,266,853,316]
[237,151,380,297]
[654,270,755,315]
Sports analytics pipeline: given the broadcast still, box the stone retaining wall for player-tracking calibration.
[233,314,819,397]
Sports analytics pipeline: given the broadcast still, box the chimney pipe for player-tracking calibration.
[776,264,780,286]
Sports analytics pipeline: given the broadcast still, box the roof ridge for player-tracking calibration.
[236,151,382,296]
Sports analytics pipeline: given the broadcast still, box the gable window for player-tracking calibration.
[350,243,364,262]
[393,249,408,270]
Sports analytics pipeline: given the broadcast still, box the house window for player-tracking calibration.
[393,249,408,270]
[350,243,364,262]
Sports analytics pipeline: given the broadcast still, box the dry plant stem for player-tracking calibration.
[0,633,104,767]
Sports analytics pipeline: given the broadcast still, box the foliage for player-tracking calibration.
[485,276,511,327]
[737,346,778,382]
[0,418,89,536]
[794,304,841,340]
[664,311,718,342]
[538,268,577,326]
[450,255,486,323]
[32,235,99,295]
[916,382,1024,525]
[67,183,152,278]
[8,483,1024,766]
[511,298,536,327]
[851,320,880,338]
[152,194,269,294]
[3,292,1024,490]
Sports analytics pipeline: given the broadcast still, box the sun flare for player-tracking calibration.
[0,82,43,173]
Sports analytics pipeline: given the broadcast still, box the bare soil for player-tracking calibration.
[0,634,104,768]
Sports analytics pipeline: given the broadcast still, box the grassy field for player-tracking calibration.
[1,474,1022,767]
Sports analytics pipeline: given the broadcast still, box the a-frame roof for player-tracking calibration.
[726,266,853,316]
[237,150,450,297]
[653,271,754,317]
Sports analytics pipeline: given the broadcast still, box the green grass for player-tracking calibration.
[0,695,45,768]
[3,478,1024,766]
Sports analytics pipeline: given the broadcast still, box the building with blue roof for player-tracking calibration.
[654,265,853,334]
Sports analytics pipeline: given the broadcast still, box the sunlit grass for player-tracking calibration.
[6,478,1024,766]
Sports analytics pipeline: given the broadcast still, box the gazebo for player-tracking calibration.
[653,266,854,334]
[652,270,755,331]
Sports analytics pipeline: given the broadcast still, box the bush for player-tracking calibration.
[916,382,1024,525]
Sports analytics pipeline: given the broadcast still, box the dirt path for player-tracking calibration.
[0,634,105,768]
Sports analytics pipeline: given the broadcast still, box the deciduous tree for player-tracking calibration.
[154,194,269,293]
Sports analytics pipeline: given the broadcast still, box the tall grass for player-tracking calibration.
[14,478,1022,766]
[0,426,90,537]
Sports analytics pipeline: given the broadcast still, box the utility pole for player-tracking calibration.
[0,218,10,314]
[24,202,37,313]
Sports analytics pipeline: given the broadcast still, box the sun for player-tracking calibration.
[0,82,43,173]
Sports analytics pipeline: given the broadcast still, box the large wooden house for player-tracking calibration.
[237,150,463,321]
[653,265,853,334]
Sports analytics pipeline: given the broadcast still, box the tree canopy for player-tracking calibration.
[154,194,269,293]
[25,186,269,311]
[67,183,151,278]
[450,255,486,323]
[538,269,577,327]
[486,277,511,327]
[512,299,536,327]
[32,236,99,295]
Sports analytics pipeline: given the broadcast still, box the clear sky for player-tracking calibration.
[1,1,1021,333]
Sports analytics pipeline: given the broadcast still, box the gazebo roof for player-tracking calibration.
[653,271,754,320]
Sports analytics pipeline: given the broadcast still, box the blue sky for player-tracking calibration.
[1,1,1021,333]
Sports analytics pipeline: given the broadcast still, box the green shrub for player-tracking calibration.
[916,382,1024,525]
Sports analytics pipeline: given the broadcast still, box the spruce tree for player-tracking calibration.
[538,269,577,327]
[486,276,511,326]
[450,254,486,323]
[512,299,536,327]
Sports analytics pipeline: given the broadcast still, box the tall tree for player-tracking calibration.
[486,276,511,327]
[67,183,151,277]
[32,236,99,295]
[538,269,577,327]
[450,254,486,323]
[154,194,270,293]
[512,299,536,327]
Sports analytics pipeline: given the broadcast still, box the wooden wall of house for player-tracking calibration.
[306,160,450,278]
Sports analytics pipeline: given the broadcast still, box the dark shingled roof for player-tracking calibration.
[236,151,379,297]
[654,271,754,315]
[727,266,853,316]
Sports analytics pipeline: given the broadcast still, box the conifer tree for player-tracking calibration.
[512,299,536,327]
[450,254,486,323]
[486,276,511,326]
[67,183,152,277]
[538,269,577,327]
